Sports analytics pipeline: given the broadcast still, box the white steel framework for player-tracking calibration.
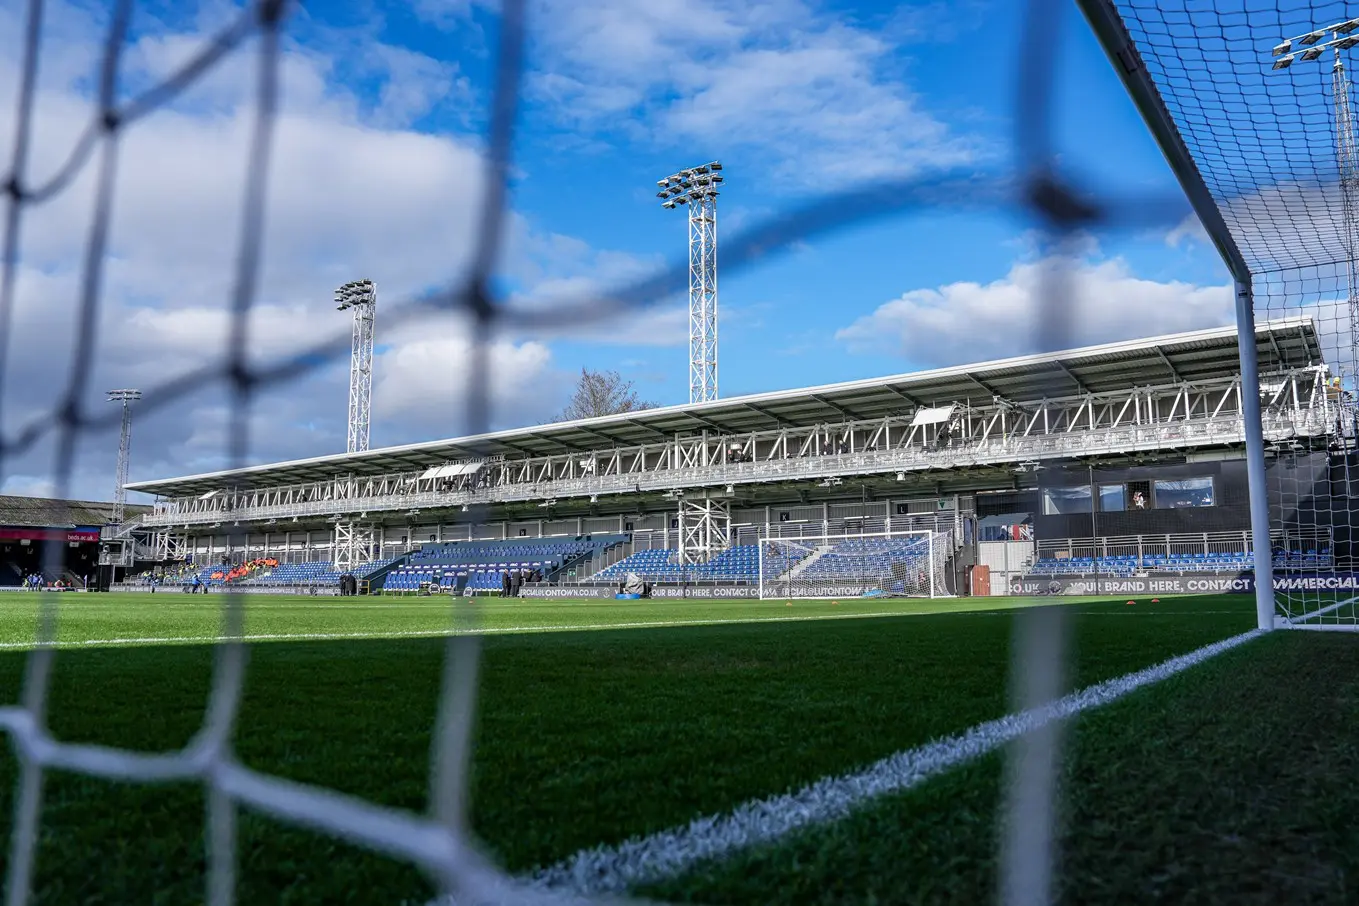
[676,496,731,564]
[1273,21,1359,414]
[332,520,376,573]
[107,389,141,525]
[133,367,1336,530]
[337,279,377,454]
[658,162,722,403]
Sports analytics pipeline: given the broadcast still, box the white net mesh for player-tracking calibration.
[1111,0,1359,631]
[758,532,949,600]
[5,0,1347,903]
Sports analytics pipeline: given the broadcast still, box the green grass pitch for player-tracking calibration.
[0,591,1354,904]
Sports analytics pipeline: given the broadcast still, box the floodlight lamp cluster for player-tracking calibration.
[1272,19,1359,69]
[656,161,724,209]
[335,278,377,311]
[107,389,141,402]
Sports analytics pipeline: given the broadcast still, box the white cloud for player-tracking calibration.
[516,0,977,184]
[1165,213,1209,248]
[836,256,1235,366]
[0,0,642,499]
[373,312,555,431]
[1,475,57,498]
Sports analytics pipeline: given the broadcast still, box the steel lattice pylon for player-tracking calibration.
[658,162,723,404]
[332,519,376,574]
[676,496,731,564]
[106,389,141,524]
[1271,22,1359,424]
[336,279,377,454]
[1333,55,1359,418]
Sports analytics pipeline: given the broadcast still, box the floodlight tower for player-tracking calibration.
[1274,19,1359,425]
[335,279,377,453]
[657,161,724,404]
[107,389,141,525]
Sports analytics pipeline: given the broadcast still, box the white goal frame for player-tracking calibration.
[756,529,948,600]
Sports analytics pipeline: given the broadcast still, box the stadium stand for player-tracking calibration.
[593,545,762,583]
[234,558,400,587]
[1025,550,1286,576]
[108,322,1345,600]
[383,536,626,594]
[793,536,933,581]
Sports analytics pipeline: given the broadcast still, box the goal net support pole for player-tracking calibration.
[1235,279,1279,631]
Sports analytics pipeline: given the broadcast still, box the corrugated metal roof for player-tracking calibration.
[126,317,1322,497]
[0,496,151,528]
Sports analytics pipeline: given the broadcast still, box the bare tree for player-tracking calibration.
[552,368,656,422]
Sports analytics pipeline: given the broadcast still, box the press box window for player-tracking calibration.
[1042,485,1092,515]
[1154,477,1214,508]
[1099,484,1126,512]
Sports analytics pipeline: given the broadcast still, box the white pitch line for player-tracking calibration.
[489,628,1264,899]
[0,607,1017,652]
[0,602,1255,653]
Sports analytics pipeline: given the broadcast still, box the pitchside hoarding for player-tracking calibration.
[1007,573,1359,595]
[519,585,760,599]
[522,573,1359,599]
[0,526,101,543]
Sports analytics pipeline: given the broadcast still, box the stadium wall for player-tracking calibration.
[1036,459,1251,540]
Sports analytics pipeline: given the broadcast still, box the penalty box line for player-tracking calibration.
[481,628,1264,900]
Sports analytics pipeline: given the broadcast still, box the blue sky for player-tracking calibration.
[0,0,1245,500]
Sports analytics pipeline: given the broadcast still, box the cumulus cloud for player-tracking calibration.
[836,256,1235,366]
[1164,213,1209,248]
[0,0,657,500]
[514,0,978,184]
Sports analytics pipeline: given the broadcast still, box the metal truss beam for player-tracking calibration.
[677,497,730,564]
[333,521,376,572]
[137,369,1336,530]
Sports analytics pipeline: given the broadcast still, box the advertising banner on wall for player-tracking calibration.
[649,586,759,599]
[520,585,761,600]
[520,587,615,599]
[1006,572,1359,596]
[0,526,101,543]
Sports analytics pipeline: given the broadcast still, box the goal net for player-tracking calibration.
[757,531,949,600]
[1114,2,1359,632]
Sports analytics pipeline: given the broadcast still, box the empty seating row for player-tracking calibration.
[199,558,399,587]
[796,538,932,581]
[594,546,762,582]
[408,537,620,567]
[1030,551,1263,575]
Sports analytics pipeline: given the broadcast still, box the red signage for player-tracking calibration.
[0,527,101,543]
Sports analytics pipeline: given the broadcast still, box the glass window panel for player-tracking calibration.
[1042,485,1092,515]
[1099,484,1126,512]
[1153,478,1214,508]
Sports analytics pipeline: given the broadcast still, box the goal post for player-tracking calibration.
[757,530,950,600]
